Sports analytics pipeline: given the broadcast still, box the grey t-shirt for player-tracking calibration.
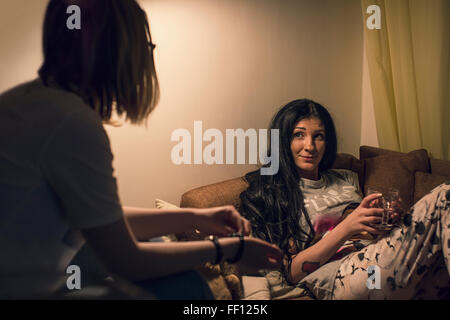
[299,169,362,232]
[0,78,123,297]
[266,169,364,300]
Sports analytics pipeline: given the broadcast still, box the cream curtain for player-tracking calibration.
[362,0,450,160]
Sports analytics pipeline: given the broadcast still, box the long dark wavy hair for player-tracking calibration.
[239,99,337,282]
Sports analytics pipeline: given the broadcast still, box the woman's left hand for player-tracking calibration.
[193,205,251,236]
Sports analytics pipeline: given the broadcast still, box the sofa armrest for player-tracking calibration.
[180,176,249,209]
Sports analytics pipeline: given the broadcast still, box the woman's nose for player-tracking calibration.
[304,137,315,151]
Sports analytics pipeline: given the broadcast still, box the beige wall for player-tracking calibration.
[0,0,378,208]
[0,0,46,91]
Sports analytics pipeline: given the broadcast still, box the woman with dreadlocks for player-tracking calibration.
[0,0,282,299]
[240,99,450,300]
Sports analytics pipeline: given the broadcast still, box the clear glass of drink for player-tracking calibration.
[367,187,383,208]
[383,187,401,227]
[366,187,391,230]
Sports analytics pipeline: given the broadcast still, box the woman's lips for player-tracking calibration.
[299,155,315,161]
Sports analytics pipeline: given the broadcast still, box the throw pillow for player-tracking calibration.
[363,149,429,210]
[360,145,407,160]
[332,153,364,190]
[155,198,179,210]
[242,276,271,300]
[414,172,450,204]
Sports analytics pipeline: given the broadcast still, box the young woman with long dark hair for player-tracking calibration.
[240,99,449,299]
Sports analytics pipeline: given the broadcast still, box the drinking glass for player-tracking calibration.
[366,187,391,230]
[367,187,383,208]
[384,187,401,227]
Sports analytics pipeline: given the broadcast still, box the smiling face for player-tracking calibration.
[290,117,326,180]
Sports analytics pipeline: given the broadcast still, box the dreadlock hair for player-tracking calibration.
[239,99,337,283]
[39,0,159,125]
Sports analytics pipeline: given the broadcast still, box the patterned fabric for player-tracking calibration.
[332,183,450,299]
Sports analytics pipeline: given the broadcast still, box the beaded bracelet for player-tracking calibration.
[226,233,245,264]
[206,235,223,265]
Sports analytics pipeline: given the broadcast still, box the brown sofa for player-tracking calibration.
[178,146,450,299]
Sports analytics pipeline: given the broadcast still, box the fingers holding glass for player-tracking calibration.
[366,187,401,230]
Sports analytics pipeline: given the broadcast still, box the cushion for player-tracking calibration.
[242,276,271,300]
[414,172,450,204]
[196,263,233,300]
[332,153,364,191]
[155,198,179,210]
[363,149,429,210]
[430,158,450,177]
[332,153,355,170]
[360,145,408,160]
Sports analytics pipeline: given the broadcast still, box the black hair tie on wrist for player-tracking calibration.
[226,233,245,264]
[206,235,223,265]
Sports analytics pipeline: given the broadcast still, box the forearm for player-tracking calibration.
[118,238,240,281]
[82,217,255,282]
[289,223,349,283]
[123,206,199,240]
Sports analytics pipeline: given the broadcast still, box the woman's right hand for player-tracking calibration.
[338,193,384,239]
[234,237,282,273]
[193,205,251,237]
